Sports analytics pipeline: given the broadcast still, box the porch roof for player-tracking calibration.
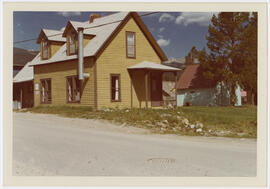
[127,61,181,72]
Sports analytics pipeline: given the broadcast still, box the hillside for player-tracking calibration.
[13,47,39,67]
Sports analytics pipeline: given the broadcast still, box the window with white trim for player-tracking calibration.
[41,40,49,60]
[66,76,80,103]
[69,32,77,55]
[40,78,51,104]
[126,32,135,58]
[111,74,121,102]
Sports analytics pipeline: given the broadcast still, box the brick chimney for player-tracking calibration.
[89,14,100,23]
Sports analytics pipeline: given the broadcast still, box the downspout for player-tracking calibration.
[78,27,89,80]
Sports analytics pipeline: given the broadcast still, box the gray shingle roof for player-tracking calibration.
[43,29,66,42]
[30,12,129,66]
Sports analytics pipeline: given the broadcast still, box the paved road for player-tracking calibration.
[13,112,257,176]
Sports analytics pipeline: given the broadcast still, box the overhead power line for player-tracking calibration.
[14,12,159,44]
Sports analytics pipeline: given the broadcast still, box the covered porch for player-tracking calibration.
[128,61,180,109]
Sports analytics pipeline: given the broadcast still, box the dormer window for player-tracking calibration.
[67,32,77,55]
[41,40,49,60]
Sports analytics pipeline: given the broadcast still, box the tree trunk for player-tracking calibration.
[230,84,236,106]
[247,89,252,104]
[251,93,255,105]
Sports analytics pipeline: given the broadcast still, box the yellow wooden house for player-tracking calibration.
[29,12,180,109]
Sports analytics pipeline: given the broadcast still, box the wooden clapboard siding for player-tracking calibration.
[33,57,95,107]
[96,17,161,109]
[50,41,64,57]
[84,35,94,47]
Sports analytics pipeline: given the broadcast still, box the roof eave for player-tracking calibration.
[13,79,33,83]
[130,12,168,62]
[29,55,95,67]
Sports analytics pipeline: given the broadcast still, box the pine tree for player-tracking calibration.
[185,46,199,65]
[238,13,257,104]
[204,12,250,105]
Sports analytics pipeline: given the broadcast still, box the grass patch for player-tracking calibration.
[179,105,257,138]
[17,105,257,138]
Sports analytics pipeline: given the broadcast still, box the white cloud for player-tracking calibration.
[159,27,165,32]
[159,13,175,23]
[57,12,81,17]
[157,38,170,47]
[175,12,217,26]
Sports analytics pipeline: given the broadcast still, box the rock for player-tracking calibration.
[145,120,151,125]
[161,124,167,128]
[125,109,130,113]
[237,133,246,137]
[172,127,177,132]
[195,122,204,128]
[167,104,173,109]
[163,120,169,124]
[190,124,195,129]
[215,130,231,136]
[157,122,166,128]
[196,128,202,133]
[176,115,184,120]
[182,118,189,125]
[208,129,212,133]
[161,113,171,118]
[160,127,166,132]
[102,108,113,112]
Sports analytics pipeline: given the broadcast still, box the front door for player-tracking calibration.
[150,72,162,106]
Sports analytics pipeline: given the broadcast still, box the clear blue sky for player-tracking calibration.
[14,11,214,59]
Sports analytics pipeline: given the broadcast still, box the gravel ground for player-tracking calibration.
[13,112,256,176]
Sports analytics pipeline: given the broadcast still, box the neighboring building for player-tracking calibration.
[13,53,40,109]
[28,12,179,109]
[175,64,241,106]
[162,57,186,70]
[161,57,184,102]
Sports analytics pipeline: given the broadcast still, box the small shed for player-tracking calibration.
[13,53,40,109]
[175,64,241,106]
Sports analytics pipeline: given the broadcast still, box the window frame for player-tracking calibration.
[126,31,136,59]
[67,31,78,56]
[41,40,50,60]
[40,78,52,104]
[66,75,81,103]
[110,74,121,102]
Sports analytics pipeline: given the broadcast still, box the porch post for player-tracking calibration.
[20,87,23,109]
[174,72,177,107]
[130,72,133,108]
[145,70,149,109]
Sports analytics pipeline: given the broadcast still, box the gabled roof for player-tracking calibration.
[128,61,180,72]
[175,64,215,90]
[13,53,40,83]
[37,29,65,43]
[30,12,167,67]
